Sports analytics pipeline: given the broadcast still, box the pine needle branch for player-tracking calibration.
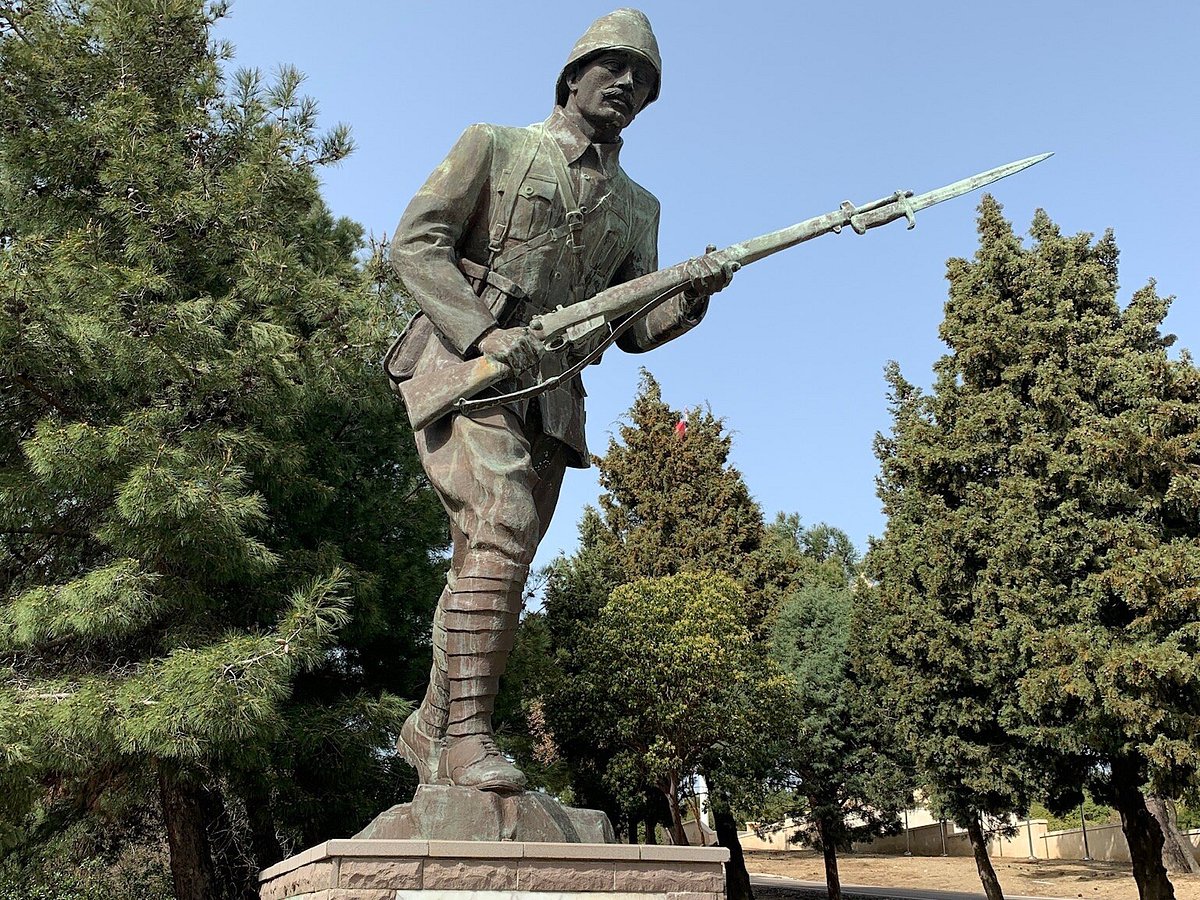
[3,374,78,418]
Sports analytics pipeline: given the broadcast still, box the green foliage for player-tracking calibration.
[1030,795,1119,831]
[770,581,911,850]
[594,370,764,581]
[0,773,173,900]
[565,572,791,836]
[743,512,860,640]
[0,0,445,890]
[863,197,1200,834]
[1176,802,1200,832]
[0,867,169,900]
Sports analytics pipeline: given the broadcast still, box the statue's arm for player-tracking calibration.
[615,201,709,354]
[390,124,498,356]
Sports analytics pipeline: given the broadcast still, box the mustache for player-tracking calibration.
[602,87,634,111]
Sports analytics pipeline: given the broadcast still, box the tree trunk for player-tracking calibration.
[1109,757,1176,900]
[158,763,219,900]
[664,774,689,846]
[965,814,1005,900]
[1146,797,1200,875]
[239,778,284,872]
[815,817,842,900]
[644,811,658,844]
[627,817,638,844]
[713,802,754,900]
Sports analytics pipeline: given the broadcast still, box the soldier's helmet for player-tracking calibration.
[555,8,662,110]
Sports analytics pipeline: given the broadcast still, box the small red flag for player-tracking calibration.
[675,419,687,438]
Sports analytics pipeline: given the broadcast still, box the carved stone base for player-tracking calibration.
[354,785,616,844]
[258,839,729,900]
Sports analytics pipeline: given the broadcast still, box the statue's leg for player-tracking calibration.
[402,406,558,792]
[398,584,452,784]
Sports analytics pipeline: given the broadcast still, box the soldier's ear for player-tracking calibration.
[565,63,581,93]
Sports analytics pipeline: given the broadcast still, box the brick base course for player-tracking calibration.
[259,839,729,899]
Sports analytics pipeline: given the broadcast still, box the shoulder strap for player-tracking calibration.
[487,126,543,266]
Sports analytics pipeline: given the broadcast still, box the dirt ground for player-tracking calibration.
[745,849,1200,900]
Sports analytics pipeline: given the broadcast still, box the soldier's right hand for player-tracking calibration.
[477,326,541,373]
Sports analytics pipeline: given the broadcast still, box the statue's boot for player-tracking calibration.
[398,586,451,785]
[440,731,526,793]
[398,705,447,786]
[438,556,528,793]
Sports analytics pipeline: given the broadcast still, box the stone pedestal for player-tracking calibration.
[355,785,615,843]
[258,839,729,900]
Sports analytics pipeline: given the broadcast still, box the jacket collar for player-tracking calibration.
[544,107,622,176]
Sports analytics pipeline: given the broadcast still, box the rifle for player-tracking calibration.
[396,153,1052,431]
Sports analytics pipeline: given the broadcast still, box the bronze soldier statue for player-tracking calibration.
[386,8,734,794]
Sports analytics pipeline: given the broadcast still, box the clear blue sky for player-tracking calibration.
[216,3,1199,569]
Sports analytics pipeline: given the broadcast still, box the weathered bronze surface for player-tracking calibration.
[387,8,733,803]
[356,785,615,843]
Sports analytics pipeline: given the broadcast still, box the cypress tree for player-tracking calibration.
[0,2,445,896]
[770,563,912,900]
[865,197,1200,900]
[593,369,764,580]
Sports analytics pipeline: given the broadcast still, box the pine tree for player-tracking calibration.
[864,197,1200,900]
[0,3,445,897]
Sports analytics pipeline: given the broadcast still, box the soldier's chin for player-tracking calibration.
[602,107,634,128]
[586,108,632,135]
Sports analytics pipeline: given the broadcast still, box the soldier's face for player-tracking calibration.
[565,51,655,140]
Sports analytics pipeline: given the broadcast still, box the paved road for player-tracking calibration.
[750,872,1057,900]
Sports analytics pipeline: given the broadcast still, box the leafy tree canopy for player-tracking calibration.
[567,571,792,844]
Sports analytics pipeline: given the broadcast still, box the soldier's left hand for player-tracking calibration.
[684,244,738,298]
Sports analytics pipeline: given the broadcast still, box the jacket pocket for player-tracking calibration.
[506,174,558,241]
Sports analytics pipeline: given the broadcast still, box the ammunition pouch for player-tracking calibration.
[383,258,528,386]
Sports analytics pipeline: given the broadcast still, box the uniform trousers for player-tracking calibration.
[413,403,571,740]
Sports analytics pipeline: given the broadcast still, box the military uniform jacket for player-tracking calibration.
[389,107,705,467]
